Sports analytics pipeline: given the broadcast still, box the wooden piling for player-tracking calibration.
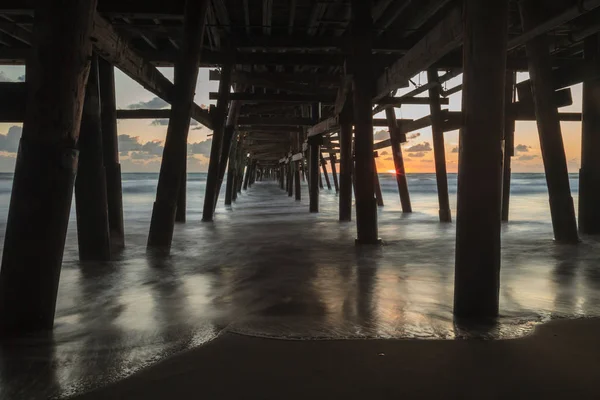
[243,161,251,190]
[330,153,339,193]
[148,0,210,247]
[224,134,238,206]
[202,63,232,222]
[98,57,125,247]
[288,162,294,197]
[579,34,600,234]
[427,68,451,222]
[339,107,353,221]
[309,140,320,212]
[502,72,516,222]
[454,0,509,319]
[520,0,579,243]
[373,158,384,207]
[75,54,112,262]
[385,107,412,212]
[295,133,302,200]
[0,0,97,335]
[351,0,378,244]
[320,152,332,190]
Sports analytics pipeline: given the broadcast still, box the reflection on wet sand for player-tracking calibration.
[0,180,600,398]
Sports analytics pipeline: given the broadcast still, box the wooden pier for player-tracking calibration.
[0,0,598,334]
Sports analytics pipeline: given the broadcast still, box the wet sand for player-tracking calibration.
[74,317,600,400]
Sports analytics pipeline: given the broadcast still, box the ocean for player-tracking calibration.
[0,172,599,398]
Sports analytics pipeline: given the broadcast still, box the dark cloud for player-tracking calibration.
[17,75,25,82]
[405,142,432,153]
[406,132,421,140]
[118,134,143,154]
[384,157,393,161]
[127,97,169,110]
[517,154,538,161]
[409,152,426,158]
[373,130,389,141]
[451,147,458,153]
[380,151,389,156]
[515,144,531,153]
[150,118,198,126]
[192,125,204,130]
[0,126,22,153]
[130,152,156,160]
[141,140,164,156]
[188,139,212,158]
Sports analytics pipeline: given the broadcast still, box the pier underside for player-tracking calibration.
[1,180,599,399]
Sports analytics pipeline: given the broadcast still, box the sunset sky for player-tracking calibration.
[0,66,583,174]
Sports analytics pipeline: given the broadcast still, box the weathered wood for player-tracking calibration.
[309,104,320,212]
[385,107,411,212]
[352,0,378,244]
[202,63,232,221]
[148,0,210,249]
[502,72,516,222]
[295,132,302,200]
[330,153,339,193]
[209,92,337,103]
[373,158,384,207]
[75,54,111,261]
[454,0,509,320]
[375,6,463,100]
[210,69,342,87]
[0,0,97,336]
[520,0,579,244]
[427,68,451,222]
[320,152,332,190]
[98,57,125,247]
[376,97,449,106]
[579,34,600,234]
[92,13,211,129]
[215,96,243,207]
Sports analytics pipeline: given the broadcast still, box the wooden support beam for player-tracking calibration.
[91,13,212,129]
[376,96,449,106]
[309,103,320,213]
[352,0,378,244]
[209,69,341,87]
[428,68,451,222]
[330,153,339,193]
[502,72,516,222]
[0,0,97,336]
[375,6,463,100]
[148,0,210,250]
[0,82,27,122]
[385,107,411,212]
[209,92,337,103]
[579,34,600,234]
[215,94,244,207]
[98,57,125,248]
[454,0,509,320]
[320,152,332,190]
[520,0,579,244]
[75,54,112,262]
[295,132,302,200]
[238,116,314,126]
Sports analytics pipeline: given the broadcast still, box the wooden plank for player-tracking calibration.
[307,116,340,137]
[91,13,212,129]
[375,6,463,100]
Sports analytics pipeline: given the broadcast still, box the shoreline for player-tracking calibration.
[72,316,600,399]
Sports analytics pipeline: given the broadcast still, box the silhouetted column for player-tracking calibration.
[373,158,384,207]
[579,34,600,234]
[98,57,125,247]
[520,0,578,243]
[288,162,294,197]
[385,107,411,212]
[351,0,378,244]
[320,152,332,190]
[339,106,353,221]
[0,0,97,336]
[243,162,251,190]
[202,63,232,222]
[215,96,242,206]
[224,134,238,206]
[75,54,111,262]
[454,0,509,319]
[502,71,515,222]
[329,153,339,193]
[427,68,451,222]
[309,140,320,212]
[149,0,210,248]
[250,160,257,185]
[295,133,302,200]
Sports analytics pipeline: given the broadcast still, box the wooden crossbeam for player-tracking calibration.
[209,69,338,94]
[116,109,171,119]
[210,92,337,103]
[237,116,313,126]
[91,13,212,128]
[209,70,342,86]
[377,96,449,106]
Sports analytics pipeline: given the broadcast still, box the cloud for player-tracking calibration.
[17,75,25,82]
[150,118,199,126]
[0,126,22,153]
[373,130,389,140]
[192,125,204,130]
[405,142,432,153]
[0,72,12,82]
[409,152,426,158]
[451,147,458,153]
[130,151,157,160]
[188,139,212,158]
[118,134,143,154]
[515,144,531,153]
[384,157,393,161]
[517,154,538,161]
[141,140,164,156]
[421,160,433,163]
[406,132,421,140]
[127,97,169,110]
[380,151,388,156]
